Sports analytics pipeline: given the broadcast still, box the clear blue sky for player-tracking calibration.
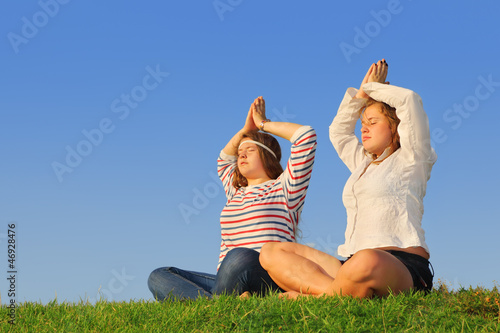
[1,1,499,304]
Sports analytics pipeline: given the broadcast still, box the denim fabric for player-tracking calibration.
[212,247,283,296]
[147,267,216,301]
[148,248,282,301]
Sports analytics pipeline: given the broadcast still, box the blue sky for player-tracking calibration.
[1,1,499,304]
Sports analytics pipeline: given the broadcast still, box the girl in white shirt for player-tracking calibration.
[259,59,437,298]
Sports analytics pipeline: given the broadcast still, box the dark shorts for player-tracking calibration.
[341,250,434,293]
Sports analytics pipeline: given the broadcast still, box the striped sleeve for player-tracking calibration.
[217,150,237,200]
[281,125,317,215]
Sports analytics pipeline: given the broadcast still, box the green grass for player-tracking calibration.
[1,284,499,332]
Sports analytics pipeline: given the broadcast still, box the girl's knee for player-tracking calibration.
[259,243,279,269]
[343,250,385,282]
[222,248,259,271]
[352,249,385,265]
[226,247,258,261]
[148,267,171,282]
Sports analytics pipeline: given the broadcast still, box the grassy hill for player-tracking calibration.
[1,284,499,332]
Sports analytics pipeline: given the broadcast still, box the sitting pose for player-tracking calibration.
[148,96,316,300]
[260,59,437,298]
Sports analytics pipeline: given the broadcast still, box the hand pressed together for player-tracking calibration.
[355,59,389,99]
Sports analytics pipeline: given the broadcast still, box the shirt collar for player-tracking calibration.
[365,146,394,163]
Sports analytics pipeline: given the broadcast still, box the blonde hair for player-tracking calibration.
[362,99,401,153]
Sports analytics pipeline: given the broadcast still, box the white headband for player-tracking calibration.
[238,140,277,159]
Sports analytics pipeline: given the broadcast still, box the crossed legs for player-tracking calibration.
[259,242,413,298]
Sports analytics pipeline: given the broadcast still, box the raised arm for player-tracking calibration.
[222,103,259,157]
[222,96,303,157]
[329,59,389,171]
[251,97,317,216]
[355,59,389,99]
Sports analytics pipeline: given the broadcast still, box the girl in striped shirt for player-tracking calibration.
[148,96,316,300]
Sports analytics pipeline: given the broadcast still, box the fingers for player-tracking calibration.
[368,63,375,73]
[373,59,387,69]
[244,105,256,131]
[363,63,375,83]
[249,97,261,117]
[367,59,388,84]
[249,96,266,129]
[253,96,266,115]
[255,96,265,109]
[357,59,389,98]
[365,64,374,79]
[248,102,255,118]
[374,59,387,75]
[243,97,267,132]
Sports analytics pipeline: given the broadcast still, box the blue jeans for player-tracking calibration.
[148,248,282,301]
[148,267,215,300]
[213,247,282,296]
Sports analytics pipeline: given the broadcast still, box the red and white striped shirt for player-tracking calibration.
[217,126,317,269]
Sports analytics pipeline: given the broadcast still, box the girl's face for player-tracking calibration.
[237,139,268,183]
[360,104,393,158]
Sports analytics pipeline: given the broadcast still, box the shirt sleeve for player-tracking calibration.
[329,88,367,172]
[362,82,437,164]
[281,125,317,214]
[217,150,238,200]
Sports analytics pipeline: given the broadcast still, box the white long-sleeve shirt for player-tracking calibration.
[330,82,437,258]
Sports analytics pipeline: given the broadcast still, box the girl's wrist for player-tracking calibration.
[259,119,271,132]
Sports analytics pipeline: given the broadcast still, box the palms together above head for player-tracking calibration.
[251,96,267,128]
[242,96,267,133]
[243,101,259,133]
[356,59,389,99]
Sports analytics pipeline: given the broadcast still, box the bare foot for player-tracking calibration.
[239,291,251,299]
[278,291,303,299]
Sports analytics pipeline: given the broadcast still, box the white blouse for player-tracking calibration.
[329,82,437,258]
